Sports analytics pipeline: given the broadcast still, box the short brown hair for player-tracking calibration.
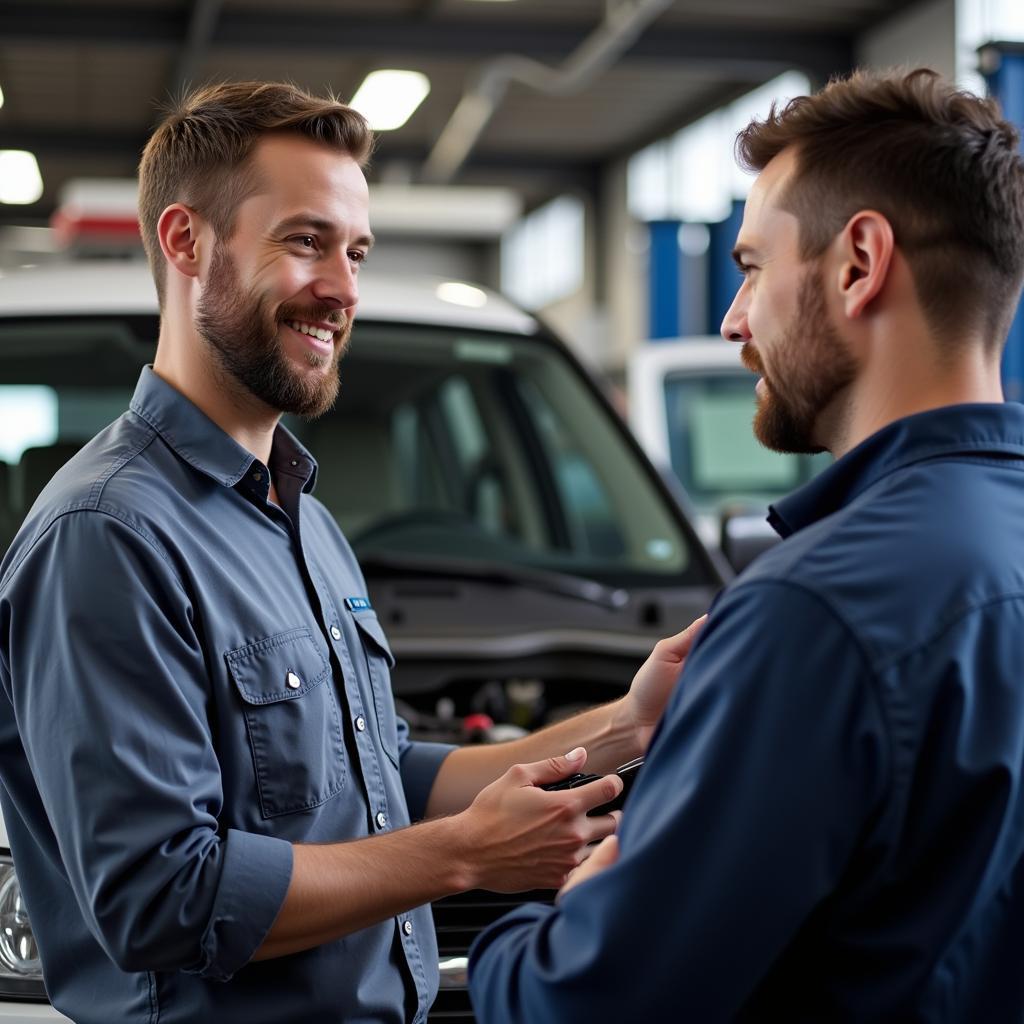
[736,68,1024,347]
[138,81,373,305]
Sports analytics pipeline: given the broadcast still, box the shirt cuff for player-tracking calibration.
[191,828,294,982]
[400,740,457,821]
[468,902,556,1018]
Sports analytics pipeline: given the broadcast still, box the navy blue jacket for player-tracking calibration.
[470,403,1024,1023]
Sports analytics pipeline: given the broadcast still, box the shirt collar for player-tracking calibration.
[769,403,1024,538]
[128,366,319,492]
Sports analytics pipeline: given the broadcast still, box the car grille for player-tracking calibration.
[427,889,553,1023]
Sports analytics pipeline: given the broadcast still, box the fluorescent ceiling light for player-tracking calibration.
[436,282,488,308]
[0,151,43,205]
[350,70,430,131]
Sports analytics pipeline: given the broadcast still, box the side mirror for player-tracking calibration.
[719,509,779,574]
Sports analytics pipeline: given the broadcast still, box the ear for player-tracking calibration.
[835,210,894,320]
[156,203,207,282]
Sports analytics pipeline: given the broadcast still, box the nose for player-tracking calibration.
[312,248,359,313]
[720,284,750,343]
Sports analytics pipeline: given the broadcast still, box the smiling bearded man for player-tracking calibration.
[196,239,351,418]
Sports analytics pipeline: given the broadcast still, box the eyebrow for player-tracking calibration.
[272,213,375,249]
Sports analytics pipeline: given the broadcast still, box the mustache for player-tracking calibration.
[278,304,348,331]
[740,343,763,376]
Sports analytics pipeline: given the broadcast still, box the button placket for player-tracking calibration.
[308,564,392,842]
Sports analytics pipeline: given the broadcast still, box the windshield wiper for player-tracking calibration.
[357,553,630,610]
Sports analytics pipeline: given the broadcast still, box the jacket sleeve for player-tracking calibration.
[1,508,292,980]
[468,579,891,1023]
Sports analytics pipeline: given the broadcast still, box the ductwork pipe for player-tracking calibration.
[422,0,676,183]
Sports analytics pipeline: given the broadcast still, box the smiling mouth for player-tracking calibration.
[283,318,338,343]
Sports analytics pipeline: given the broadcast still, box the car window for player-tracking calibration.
[292,326,693,583]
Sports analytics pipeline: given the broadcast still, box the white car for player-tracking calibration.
[0,262,725,1022]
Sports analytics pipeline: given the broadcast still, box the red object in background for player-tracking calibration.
[50,210,141,248]
[461,713,494,739]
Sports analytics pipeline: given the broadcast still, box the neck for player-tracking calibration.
[153,310,279,467]
[823,324,1004,460]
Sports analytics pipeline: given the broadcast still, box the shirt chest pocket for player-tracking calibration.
[351,611,400,769]
[225,627,346,818]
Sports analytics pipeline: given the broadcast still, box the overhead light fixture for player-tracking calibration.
[436,282,488,308]
[0,83,5,110]
[0,151,43,205]
[350,70,430,131]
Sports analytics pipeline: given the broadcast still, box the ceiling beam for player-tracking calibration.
[0,127,599,174]
[1,3,854,81]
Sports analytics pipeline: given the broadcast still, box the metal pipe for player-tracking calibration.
[422,0,675,183]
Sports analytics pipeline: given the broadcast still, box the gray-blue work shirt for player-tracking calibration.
[0,366,454,1023]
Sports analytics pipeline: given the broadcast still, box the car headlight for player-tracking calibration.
[0,854,47,1001]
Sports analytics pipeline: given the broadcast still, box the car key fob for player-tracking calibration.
[541,756,644,816]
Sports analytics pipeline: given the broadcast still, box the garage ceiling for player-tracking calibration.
[0,0,919,226]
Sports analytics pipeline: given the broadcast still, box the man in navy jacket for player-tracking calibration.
[470,68,1024,1023]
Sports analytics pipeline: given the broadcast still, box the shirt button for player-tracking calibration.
[286,671,301,689]
[290,459,299,467]
[376,811,387,829]
[403,920,413,936]
[355,715,366,732]
[330,626,342,640]
[252,470,262,482]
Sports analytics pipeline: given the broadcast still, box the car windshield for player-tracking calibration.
[0,316,695,586]
[663,370,830,509]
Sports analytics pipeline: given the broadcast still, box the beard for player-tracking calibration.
[195,242,351,419]
[740,265,855,454]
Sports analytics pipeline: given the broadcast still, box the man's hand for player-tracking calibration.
[558,833,620,900]
[624,615,707,753]
[456,748,623,892]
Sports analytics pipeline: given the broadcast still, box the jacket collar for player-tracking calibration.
[769,403,1024,537]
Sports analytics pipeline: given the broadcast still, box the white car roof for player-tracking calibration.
[626,337,753,469]
[0,261,538,336]
[629,337,744,374]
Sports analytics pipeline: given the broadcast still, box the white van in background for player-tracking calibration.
[628,337,830,571]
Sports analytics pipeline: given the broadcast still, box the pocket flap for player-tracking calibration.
[351,611,396,669]
[225,628,329,704]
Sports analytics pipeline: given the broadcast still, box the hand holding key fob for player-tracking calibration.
[541,756,644,816]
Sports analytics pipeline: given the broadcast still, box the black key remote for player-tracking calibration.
[541,757,644,816]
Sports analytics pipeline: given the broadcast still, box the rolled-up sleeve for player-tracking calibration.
[2,508,291,980]
[468,581,891,1023]
[396,714,455,821]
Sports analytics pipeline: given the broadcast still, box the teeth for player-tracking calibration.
[286,320,335,343]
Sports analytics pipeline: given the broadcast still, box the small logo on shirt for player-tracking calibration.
[345,596,372,612]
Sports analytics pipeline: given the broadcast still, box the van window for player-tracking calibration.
[664,371,829,508]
